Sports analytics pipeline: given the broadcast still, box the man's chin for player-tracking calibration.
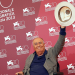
[38,52,43,56]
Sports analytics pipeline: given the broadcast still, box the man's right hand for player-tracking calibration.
[15,71,24,75]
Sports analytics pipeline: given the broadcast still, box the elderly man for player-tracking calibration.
[15,26,66,75]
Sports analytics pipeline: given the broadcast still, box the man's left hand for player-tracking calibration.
[61,26,66,28]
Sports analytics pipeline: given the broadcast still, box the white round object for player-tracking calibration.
[54,1,75,26]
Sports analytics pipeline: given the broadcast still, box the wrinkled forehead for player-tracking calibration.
[33,37,44,43]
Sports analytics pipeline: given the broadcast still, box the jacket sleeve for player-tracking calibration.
[22,60,27,75]
[52,34,66,57]
[22,55,30,75]
[22,65,25,74]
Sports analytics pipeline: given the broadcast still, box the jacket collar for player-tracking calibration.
[33,49,47,56]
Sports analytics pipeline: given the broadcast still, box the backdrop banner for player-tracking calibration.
[0,0,75,75]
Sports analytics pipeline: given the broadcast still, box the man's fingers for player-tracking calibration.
[15,72,18,75]
[61,26,66,28]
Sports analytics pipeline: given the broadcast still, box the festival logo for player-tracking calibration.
[4,35,17,45]
[45,2,57,12]
[26,31,39,41]
[67,0,75,6]
[23,7,35,16]
[45,41,52,50]
[0,0,13,8]
[58,51,67,61]
[16,45,29,55]
[1,74,8,75]
[35,16,48,26]
[0,25,4,33]
[0,8,15,22]
[13,21,26,30]
[72,23,75,32]
[49,27,59,36]
[32,0,44,3]
[7,59,20,70]
[67,63,75,74]
[0,49,7,58]
[64,36,75,47]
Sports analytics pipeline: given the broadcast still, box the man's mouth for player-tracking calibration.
[38,47,41,49]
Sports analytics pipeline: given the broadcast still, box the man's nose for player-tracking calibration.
[37,43,40,46]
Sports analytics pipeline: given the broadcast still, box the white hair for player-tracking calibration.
[32,37,44,46]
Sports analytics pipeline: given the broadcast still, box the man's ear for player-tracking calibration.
[44,43,45,46]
